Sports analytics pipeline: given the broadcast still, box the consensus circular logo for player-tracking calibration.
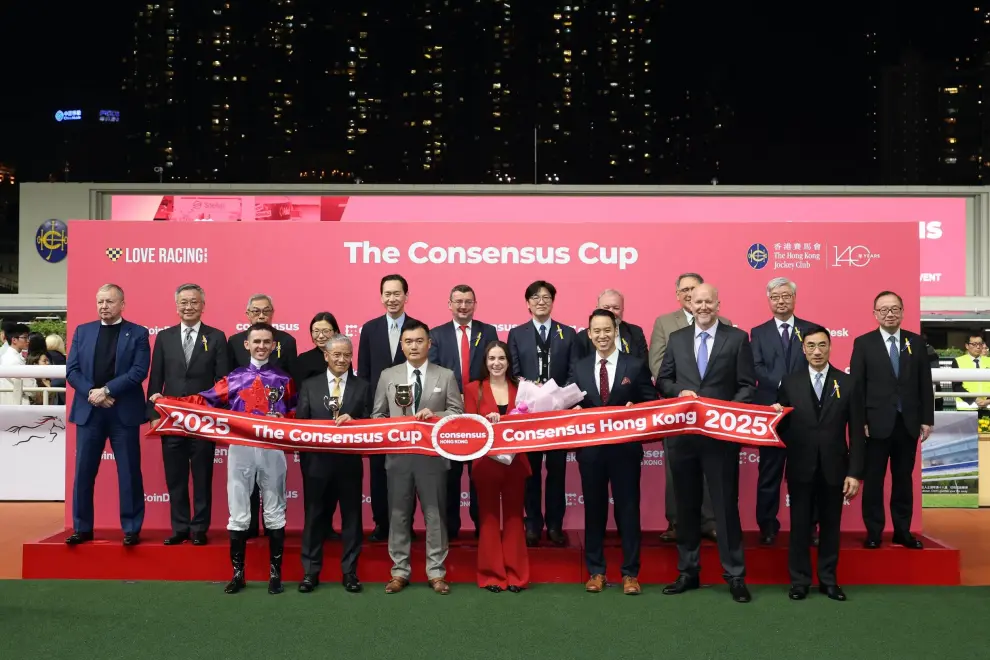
[35,219,68,263]
[431,414,495,461]
[746,243,769,270]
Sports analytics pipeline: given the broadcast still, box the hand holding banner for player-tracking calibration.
[149,396,789,460]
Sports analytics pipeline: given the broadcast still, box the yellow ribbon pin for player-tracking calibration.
[622,338,630,353]
[556,324,564,340]
[904,338,912,355]
[276,342,282,358]
[794,327,802,342]
[202,336,208,352]
[474,332,481,347]
[833,379,840,398]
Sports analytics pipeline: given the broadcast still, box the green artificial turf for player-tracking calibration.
[1,581,988,659]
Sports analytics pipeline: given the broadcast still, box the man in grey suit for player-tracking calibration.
[373,319,463,595]
[657,283,756,603]
[648,272,728,543]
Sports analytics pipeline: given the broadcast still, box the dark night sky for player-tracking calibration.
[0,1,967,185]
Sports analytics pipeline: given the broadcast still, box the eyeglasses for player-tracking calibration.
[248,307,274,317]
[769,294,794,302]
[875,307,903,316]
[969,341,985,347]
[450,299,476,307]
[312,328,337,337]
[177,301,202,309]
[677,286,696,295]
[528,295,553,303]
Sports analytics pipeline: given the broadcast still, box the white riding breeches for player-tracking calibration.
[226,445,287,532]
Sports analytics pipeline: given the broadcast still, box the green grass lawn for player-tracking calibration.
[921,493,980,508]
[1,581,988,659]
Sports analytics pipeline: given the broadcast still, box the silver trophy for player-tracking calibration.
[394,383,414,414]
[323,395,341,420]
[265,385,285,417]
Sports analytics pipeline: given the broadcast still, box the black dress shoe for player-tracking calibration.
[863,537,882,549]
[788,585,809,601]
[547,529,567,546]
[123,533,141,546]
[342,573,362,593]
[507,585,524,593]
[298,575,319,593]
[485,585,503,593]
[368,526,389,542]
[191,532,208,546]
[759,533,776,546]
[819,584,847,601]
[65,531,94,545]
[662,575,700,595]
[327,530,342,542]
[659,526,677,543]
[701,529,718,543]
[729,579,751,603]
[892,534,924,550]
[525,531,540,547]
[164,533,189,546]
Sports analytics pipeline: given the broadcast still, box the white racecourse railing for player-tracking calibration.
[0,365,67,406]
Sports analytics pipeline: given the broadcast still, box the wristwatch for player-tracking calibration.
[102,386,111,397]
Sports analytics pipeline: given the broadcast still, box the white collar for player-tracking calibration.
[101,317,123,326]
[596,346,620,365]
[775,316,795,330]
[454,319,472,332]
[694,322,718,339]
[879,327,901,344]
[532,318,551,332]
[809,364,828,379]
[327,369,348,385]
[250,357,269,368]
[407,361,428,381]
[683,309,694,323]
[181,321,202,335]
[387,313,406,330]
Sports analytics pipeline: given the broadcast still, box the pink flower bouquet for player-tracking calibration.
[489,380,586,465]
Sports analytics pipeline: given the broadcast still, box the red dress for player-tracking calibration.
[463,380,532,589]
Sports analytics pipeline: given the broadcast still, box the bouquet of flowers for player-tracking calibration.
[489,380,587,465]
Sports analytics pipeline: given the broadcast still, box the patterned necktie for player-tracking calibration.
[459,325,471,389]
[814,372,824,401]
[599,358,610,402]
[888,337,900,377]
[183,327,195,365]
[331,377,342,398]
[413,369,423,412]
[697,331,710,378]
[389,322,400,360]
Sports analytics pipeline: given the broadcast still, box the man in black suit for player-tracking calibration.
[147,283,229,546]
[657,283,756,603]
[296,334,367,593]
[226,293,299,538]
[774,325,865,602]
[575,289,649,360]
[357,274,420,542]
[570,309,656,595]
[751,277,823,545]
[507,280,579,547]
[850,290,934,550]
[428,284,499,538]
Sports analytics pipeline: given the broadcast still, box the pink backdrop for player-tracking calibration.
[109,194,965,296]
[66,220,921,533]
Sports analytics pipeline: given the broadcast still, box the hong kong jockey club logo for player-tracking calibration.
[747,243,769,270]
[106,247,124,262]
[35,220,68,263]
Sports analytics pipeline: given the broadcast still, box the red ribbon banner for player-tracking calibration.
[149,397,788,461]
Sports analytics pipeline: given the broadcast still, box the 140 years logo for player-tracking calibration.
[832,245,880,268]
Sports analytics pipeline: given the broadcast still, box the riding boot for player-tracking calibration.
[224,530,248,594]
[267,527,285,594]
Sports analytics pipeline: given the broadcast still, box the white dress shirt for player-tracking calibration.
[406,361,429,413]
[180,321,202,337]
[0,348,33,406]
[879,327,901,351]
[327,369,348,399]
[693,322,718,359]
[775,316,796,339]
[594,347,620,396]
[454,320,473,368]
[388,313,406,358]
[683,309,694,326]
[809,364,828,399]
[532,318,551,339]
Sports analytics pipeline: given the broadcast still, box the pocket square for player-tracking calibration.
[433,387,442,393]
[621,377,631,385]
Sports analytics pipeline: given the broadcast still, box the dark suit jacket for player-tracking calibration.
[147,323,229,420]
[227,328,297,374]
[751,316,820,406]
[295,371,370,476]
[569,352,657,463]
[428,319,500,392]
[507,318,578,386]
[657,322,757,403]
[575,321,648,362]
[776,366,866,485]
[66,319,151,427]
[849,328,935,439]
[292,346,356,386]
[357,314,420,405]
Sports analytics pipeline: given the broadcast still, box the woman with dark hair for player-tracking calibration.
[292,312,343,384]
[27,333,47,360]
[463,340,531,593]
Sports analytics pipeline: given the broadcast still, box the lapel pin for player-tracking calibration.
[794,327,802,342]
[833,380,840,398]
[202,336,209,351]
[621,337,630,353]
[474,331,481,347]
[904,338,912,355]
[556,324,564,340]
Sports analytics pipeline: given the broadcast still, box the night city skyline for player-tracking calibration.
[1,2,989,187]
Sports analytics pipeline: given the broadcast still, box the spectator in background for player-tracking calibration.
[0,324,34,405]
[0,321,13,358]
[25,352,52,404]
[45,333,67,405]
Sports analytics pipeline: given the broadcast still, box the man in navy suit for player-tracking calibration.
[65,283,151,546]
[751,277,823,545]
[570,309,657,595]
[507,280,579,546]
[428,284,499,538]
[357,274,421,542]
[575,289,649,361]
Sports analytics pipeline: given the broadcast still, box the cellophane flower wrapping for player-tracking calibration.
[490,380,586,465]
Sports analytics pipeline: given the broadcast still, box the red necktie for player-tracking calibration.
[459,325,471,389]
[599,359,610,403]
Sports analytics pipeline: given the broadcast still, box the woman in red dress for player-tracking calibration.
[463,340,532,593]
